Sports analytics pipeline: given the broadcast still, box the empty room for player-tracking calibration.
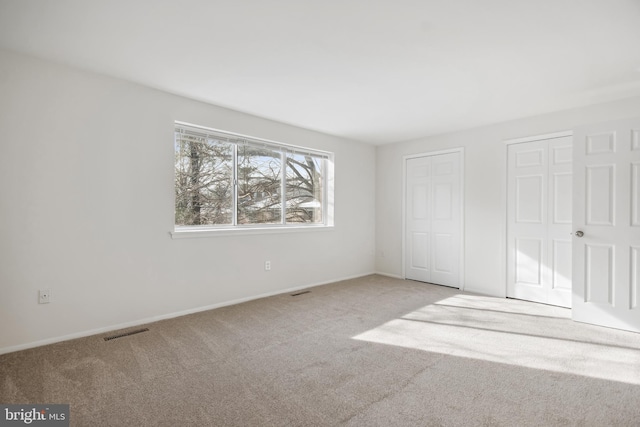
[1,1,640,426]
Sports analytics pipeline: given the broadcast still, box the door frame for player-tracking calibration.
[402,147,465,289]
[503,130,573,300]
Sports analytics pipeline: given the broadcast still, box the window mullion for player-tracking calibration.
[322,158,328,226]
[233,143,238,226]
[281,150,286,224]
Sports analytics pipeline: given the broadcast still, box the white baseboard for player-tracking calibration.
[0,271,376,355]
[374,271,403,280]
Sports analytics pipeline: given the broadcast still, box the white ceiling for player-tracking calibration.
[1,1,640,144]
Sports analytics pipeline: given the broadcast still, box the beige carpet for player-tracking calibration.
[2,274,640,426]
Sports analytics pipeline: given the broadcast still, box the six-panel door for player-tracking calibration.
[405,152,461,288]
[572,118,640,332]
[507,136,573,307]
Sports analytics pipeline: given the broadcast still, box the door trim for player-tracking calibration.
[503,130,573,146]
[502,131,573,300]
[402,147,465,290]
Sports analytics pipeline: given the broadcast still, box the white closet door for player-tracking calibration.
[405,151,461,288]
[548,138,574,306]
[507,136,572,307]
[572,118,640,332]
[406,155,432,283]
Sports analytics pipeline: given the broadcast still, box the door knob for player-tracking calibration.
[575,230,584,237]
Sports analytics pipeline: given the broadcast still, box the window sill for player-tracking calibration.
[170,225,335,239]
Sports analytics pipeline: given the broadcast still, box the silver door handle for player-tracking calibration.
[575,230,584,237]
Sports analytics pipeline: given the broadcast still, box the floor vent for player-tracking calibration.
[291,290,311,296]
[103,328,149,341]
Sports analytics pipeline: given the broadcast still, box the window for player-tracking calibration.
[174,122,333,233]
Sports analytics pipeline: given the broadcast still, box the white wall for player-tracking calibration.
[376,95,640,296]
[0,49,376,353]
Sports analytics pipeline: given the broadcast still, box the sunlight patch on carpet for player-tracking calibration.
[352,295,640,385]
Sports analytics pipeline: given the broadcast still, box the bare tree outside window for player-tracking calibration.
[286,153,323,224]
[237,145,282,224]
[175,133,233,226]
[174,123,330,229]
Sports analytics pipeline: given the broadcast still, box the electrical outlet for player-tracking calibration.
[38,289,51,304]
[265,261,271,271]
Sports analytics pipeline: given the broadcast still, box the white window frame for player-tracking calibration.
[171,121,334,239]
